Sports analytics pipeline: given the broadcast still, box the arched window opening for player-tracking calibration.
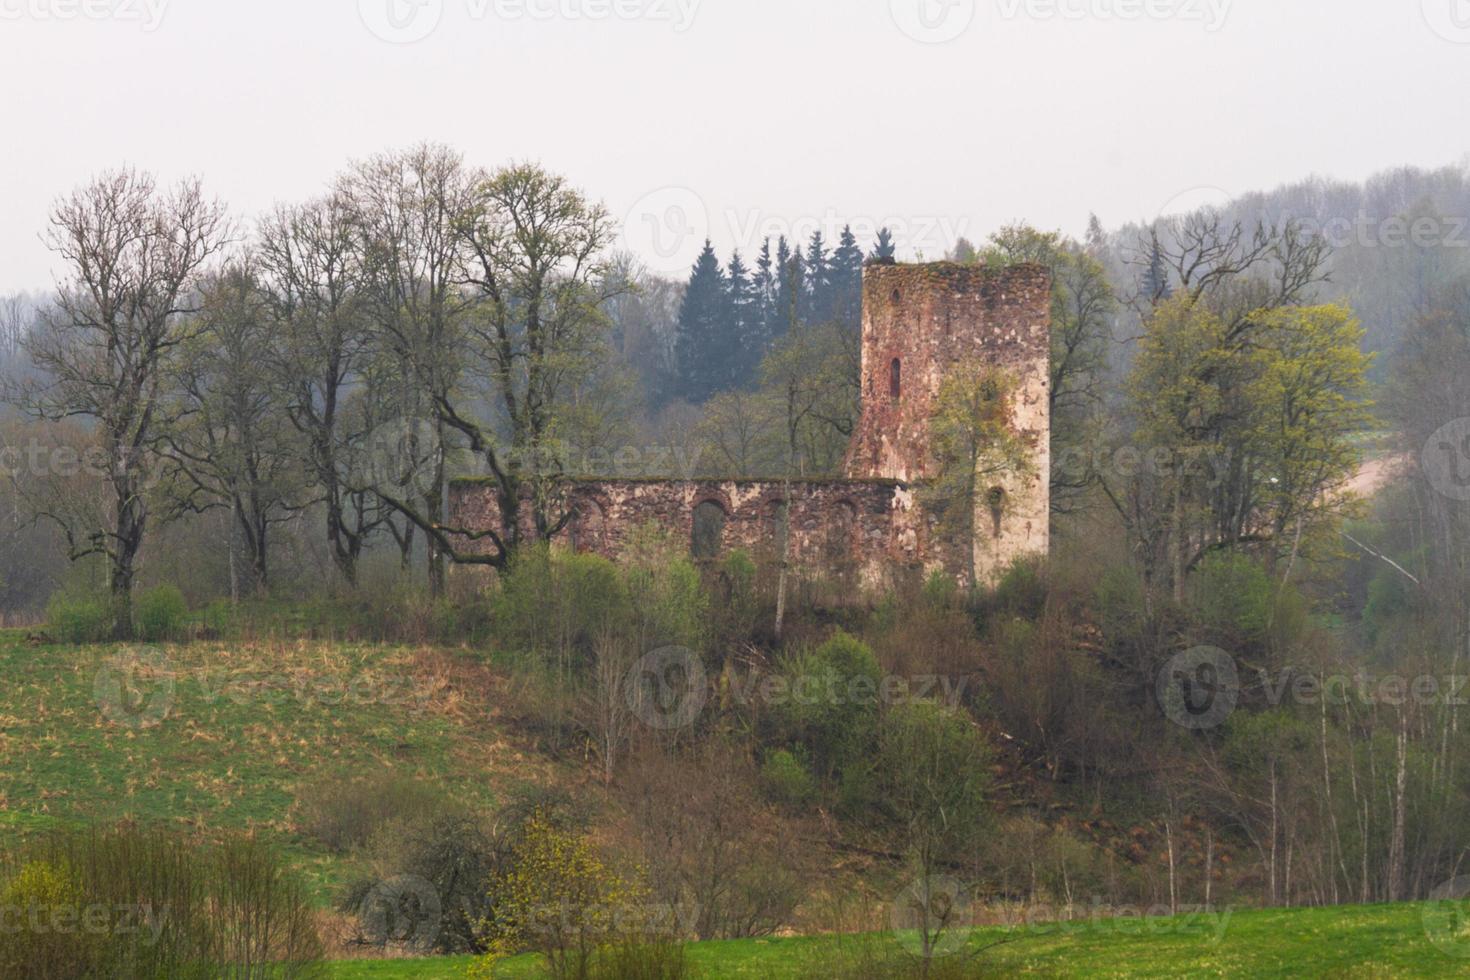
[986,486,1007,538]
[692,500,726,561]
[826,500,857,564]
[570,500,607,553]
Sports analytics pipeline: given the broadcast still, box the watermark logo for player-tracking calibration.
[1157,646,1238,731]
[617,195,970,278]
[1422,418,1470,501]
[1424,877,1470,957]
[620,187,709,276]
[624,645,707,730]
[997,0,1231,31]
[0,0,168,30]
[359,0,700,42]
[358,0,444,42]
[0,901,169,943]
[94,647,175,729]
[890,0,978,43]
[191,668,440,715]
[890,875,973,958]
[1157,184,1235,224]
[1009,898,1232,940]
[357,875,442,952]
[1423,0,1470,44]
[1053,443,1232,488]
[355,417,442,501]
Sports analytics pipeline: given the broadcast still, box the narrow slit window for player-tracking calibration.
[889,358,902,401]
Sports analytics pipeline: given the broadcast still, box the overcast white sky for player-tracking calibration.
[2,0,1468,290]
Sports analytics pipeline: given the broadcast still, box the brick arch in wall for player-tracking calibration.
[691,496,730,561]
[568,494,610,553]
[825,498,859,562]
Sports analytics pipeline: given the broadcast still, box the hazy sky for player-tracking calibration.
[2,0,1468,290]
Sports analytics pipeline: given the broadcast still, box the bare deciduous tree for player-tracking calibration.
[258,193,384,588]
[161,263,305,596]
[342,144,479,594]
[8,170,228,638]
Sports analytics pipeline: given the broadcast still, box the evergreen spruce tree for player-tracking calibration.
[870,226,897,261]
[726,250,759,386]
[1141,232,1173,305]
[774,236,799,336]
[674,239,729,402]
[830,224,865,332]
[753,237,777,348]
[803,230,832,325]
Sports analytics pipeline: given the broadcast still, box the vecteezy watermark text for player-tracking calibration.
[622,645,972,731]
[1158,644,1470,731]
[93,648,441,727]
[0,901,168,944]
[0,0,167,30]
[358,0,700,44]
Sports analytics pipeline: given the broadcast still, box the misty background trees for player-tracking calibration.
[4,154,1470,629]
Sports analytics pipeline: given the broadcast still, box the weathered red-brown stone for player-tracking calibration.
[447,261,1052,587]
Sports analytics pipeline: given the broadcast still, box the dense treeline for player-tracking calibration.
[4,158,1467,628]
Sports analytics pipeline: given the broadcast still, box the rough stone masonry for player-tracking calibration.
[448,260,1051,589]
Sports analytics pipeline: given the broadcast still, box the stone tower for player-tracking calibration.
[844,260,1052,584]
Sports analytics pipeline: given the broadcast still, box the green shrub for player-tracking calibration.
[1094,565,1148,646]
[1192,552,1270,639]
[771,631,883,789]
[342,812,501,956]
[760,749,816,807]
[0,859,96,980]
[622,525,709,652]
[877,700,991,858]
[478,809,650,979]
[0,824,323,979]
[712,549,762,648]
[992,557,1047,618]
[45,592,112,644]
[921,570,960,608]
[492,545,630,668]
[1191,551,1306,651]
[135,585,188,642]
[296,772,449,853]
[590,937,695,979]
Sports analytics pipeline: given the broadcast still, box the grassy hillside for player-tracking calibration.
[6,630,1470,977]
[0,630,559,900]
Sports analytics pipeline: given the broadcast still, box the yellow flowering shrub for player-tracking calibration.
[470,811,648,980]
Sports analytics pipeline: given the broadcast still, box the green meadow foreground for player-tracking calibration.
[324,904,1470,977]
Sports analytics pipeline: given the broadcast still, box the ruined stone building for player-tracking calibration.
[449,260,1052,588]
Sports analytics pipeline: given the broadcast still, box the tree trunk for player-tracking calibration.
[1388,721,1409,901]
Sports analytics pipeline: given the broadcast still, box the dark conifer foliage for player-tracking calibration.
[674,240,731,402]
[870,226,897,261]
[671,227,892,401]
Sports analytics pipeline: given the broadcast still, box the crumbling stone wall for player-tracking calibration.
[447,261,1052,587]
[448,477,927,589]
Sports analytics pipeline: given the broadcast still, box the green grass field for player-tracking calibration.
[322,902,1470,977]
